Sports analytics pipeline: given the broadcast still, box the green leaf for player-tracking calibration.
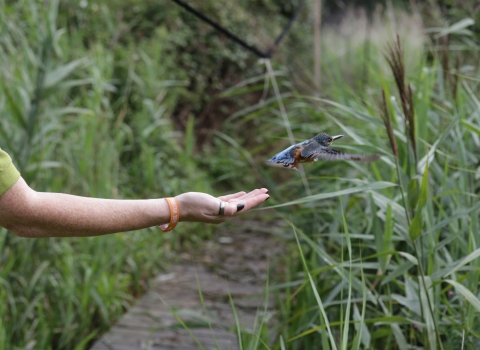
[417,117,457,174]
[409,214,423,242]
[381,261,415,286]
[27,261,49,297]
[433,18,475,38]
[25,161,63,172]
[4,85,27,129]
[391,279,421,316]
[407,178,419,212]
[419,276,436,350]
[409,160,428,240]
[184,114,195,159]
[44,58,86,88]
[391,323,409,350]
[73,330,98,350]
[371,191,409,232]
[445,279,480,313]
[461,120,480,136]
[380,204,394,273]
[40,107,93,118]
[353,304,370,349]
[417,162,429,210]
[425,201,480,238]
[442,247,480,278]
[398,252,419,265]
[280,336,286,350]
[341,209,352,350]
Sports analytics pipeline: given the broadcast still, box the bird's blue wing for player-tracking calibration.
[266,145,297,163]
[266,143,303,169]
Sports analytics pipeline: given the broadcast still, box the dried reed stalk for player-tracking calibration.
[384,35,417,163]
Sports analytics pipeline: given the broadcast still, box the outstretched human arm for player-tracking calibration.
[0,177,269,238]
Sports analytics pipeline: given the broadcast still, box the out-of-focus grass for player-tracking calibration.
[2,0,287,347]
[0,1,213,349]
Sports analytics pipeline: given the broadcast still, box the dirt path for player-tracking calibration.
[91,219,286,350]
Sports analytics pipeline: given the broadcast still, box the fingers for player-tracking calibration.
[217,191,246,202]
[223,189,269,216]
[229,188,268,201]
[176,190,269,225]
[238,192,269,213]
[218,188,267,203]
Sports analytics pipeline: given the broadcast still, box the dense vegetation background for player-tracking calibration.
[1,0,480,349]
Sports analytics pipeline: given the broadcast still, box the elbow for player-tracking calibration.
[0,177,39,238]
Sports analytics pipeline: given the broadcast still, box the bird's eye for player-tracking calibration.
[329,138,332,142]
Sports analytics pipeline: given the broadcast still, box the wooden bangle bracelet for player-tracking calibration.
[159,197,180,232]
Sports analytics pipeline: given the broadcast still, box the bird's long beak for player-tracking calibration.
[332,135,344,141]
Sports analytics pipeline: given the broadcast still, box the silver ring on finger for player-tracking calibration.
[218,201,225,216]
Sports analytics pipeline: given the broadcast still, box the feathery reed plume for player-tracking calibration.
[385,35,417,163]
[380,89,398,158]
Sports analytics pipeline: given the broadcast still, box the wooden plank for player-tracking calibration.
[91,263,269,350]
[91,228,285,350]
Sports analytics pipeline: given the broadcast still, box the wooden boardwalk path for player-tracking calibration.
[91,225,283,350]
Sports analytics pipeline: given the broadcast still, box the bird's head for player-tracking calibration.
[313,132,343,146]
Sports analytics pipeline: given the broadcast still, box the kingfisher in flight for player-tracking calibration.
[266,132,380,170]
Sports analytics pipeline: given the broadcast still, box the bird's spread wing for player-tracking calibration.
[302,144,380,162]
[300,141,322,159]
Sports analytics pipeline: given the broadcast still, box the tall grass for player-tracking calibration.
[212,8,480,350]
[277,25,478,350]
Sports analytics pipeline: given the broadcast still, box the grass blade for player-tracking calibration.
[264,182,396,209]
[293,225,338,350]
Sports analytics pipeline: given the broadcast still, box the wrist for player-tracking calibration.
[174,194,191,222]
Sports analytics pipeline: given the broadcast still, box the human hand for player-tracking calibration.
[175,188,269,224]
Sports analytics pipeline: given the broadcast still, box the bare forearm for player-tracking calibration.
[24,193,169,237]
[0,177,269,238]
[1,178,169,238]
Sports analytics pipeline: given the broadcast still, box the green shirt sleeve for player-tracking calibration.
[0,148,20,196]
